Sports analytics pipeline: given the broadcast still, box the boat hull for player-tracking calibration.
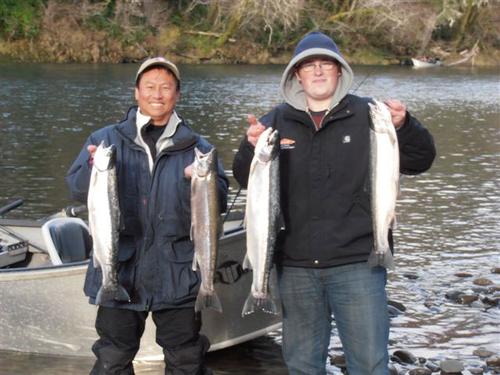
[411,58,442,69]
[0,219,281,359]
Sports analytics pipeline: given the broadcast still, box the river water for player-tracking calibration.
[0,63,499,374]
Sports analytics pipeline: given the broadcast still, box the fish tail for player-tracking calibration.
[195,287,223,313]
[367,249,395,270]
[241,293,279,317]
[242,253,252,270]
[95,284,130,305]
[192,255,198,272]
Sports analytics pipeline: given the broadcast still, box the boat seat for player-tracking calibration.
[41,218,92,265]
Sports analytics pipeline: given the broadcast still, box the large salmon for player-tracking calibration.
[242,127,281,316]
[87,142,130,305]
[368,100,400,269]
[191,147,222,313]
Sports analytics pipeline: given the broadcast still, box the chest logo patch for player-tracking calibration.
[342,135,351,144]
[280,138,296,150]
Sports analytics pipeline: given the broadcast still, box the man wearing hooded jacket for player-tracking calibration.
[232,32,436,374]
[67,57,227,374]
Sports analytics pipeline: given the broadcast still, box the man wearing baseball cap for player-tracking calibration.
[67,57,228,374]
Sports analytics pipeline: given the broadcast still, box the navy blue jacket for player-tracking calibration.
[233,95,436,268]
[66,106,228,311]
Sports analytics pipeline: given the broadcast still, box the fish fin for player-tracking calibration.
[192,254,198,272]
[391,214,397,230]
[95,284,130,305]
[241,293,256,316]
[367,249,395,270]
[242,253,252,270]
[195,287,223,313]
[92,252,100,269]
[241,293,279,317]
[115,285,131,303]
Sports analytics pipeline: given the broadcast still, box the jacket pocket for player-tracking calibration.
[158,240,199,303]
[117,236,137,294]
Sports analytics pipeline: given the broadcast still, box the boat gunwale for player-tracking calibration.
[0,219,246,280]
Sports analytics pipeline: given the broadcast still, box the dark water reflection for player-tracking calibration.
[0,63,499,374]
[0,335,287,375]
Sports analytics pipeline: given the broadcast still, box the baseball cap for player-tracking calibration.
[135,57,180,84]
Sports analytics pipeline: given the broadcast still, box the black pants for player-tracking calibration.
[90,306,211,375]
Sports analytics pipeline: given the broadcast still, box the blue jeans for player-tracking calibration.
[278,262,389,375]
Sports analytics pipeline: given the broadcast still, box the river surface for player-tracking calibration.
[0,63,499,374]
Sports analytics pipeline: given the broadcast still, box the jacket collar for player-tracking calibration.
[115,106,197,168]
[282,95,355,128]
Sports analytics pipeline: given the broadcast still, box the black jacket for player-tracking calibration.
[233,95,435,268]
[66,107,228,311]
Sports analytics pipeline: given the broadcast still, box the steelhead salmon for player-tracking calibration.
[87,142,130,304]
[242,127,281,316]
[368,100,400,269]
[191,147,222,313]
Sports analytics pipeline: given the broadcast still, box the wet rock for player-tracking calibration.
[489,285,500,293]
[424,300,442,313]
[491,267,500,274]
[473,278,493,286]
[392,349,417,364]
[388,305,403,318]
[440,359,464,373]
[445,290,463,302]
[409,367,433,375]
[388,300,407,312]
[457,294,479,305]
[467,368,483,375]
[481,295,499,307]
[455,272,473,278]
[425,360,440,372]
[473,347,495,358]
[404,272,419,280]
[445,290,480,305]
[486,355,500,367]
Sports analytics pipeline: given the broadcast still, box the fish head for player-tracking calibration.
[368,100,393,133]
[255,127,280,162]
[193,147,216,178]
[93,142,116,172]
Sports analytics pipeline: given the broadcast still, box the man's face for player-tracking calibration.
[135,67,179,125]
[295,58,341,105]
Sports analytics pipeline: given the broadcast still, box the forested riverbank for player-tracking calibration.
[0,0,499,66]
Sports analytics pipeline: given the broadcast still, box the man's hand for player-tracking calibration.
[384,99,406,130]
[184,164,193,179]
[87,145,97,165]
[247,114,266,147]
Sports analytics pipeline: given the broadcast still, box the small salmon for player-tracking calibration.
[242,127,281,316]
[88,142,130,304]
[368,100,400,269]
[191,147,222,313]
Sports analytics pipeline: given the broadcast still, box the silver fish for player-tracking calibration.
[87,142,130,304]
[242,127,281,316]
[368,100,400,269]
[191,147,222,313]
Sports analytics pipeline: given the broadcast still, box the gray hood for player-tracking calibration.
[280,31,354,111]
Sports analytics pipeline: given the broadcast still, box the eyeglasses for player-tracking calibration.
[298,61,337,73]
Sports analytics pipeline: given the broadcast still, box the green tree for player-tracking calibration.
[0,0,45,40]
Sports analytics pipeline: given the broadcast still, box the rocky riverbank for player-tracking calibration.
[330,267,500,374]
[1,1,499,66]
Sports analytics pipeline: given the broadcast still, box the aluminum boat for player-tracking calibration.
[0,201,281,360]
